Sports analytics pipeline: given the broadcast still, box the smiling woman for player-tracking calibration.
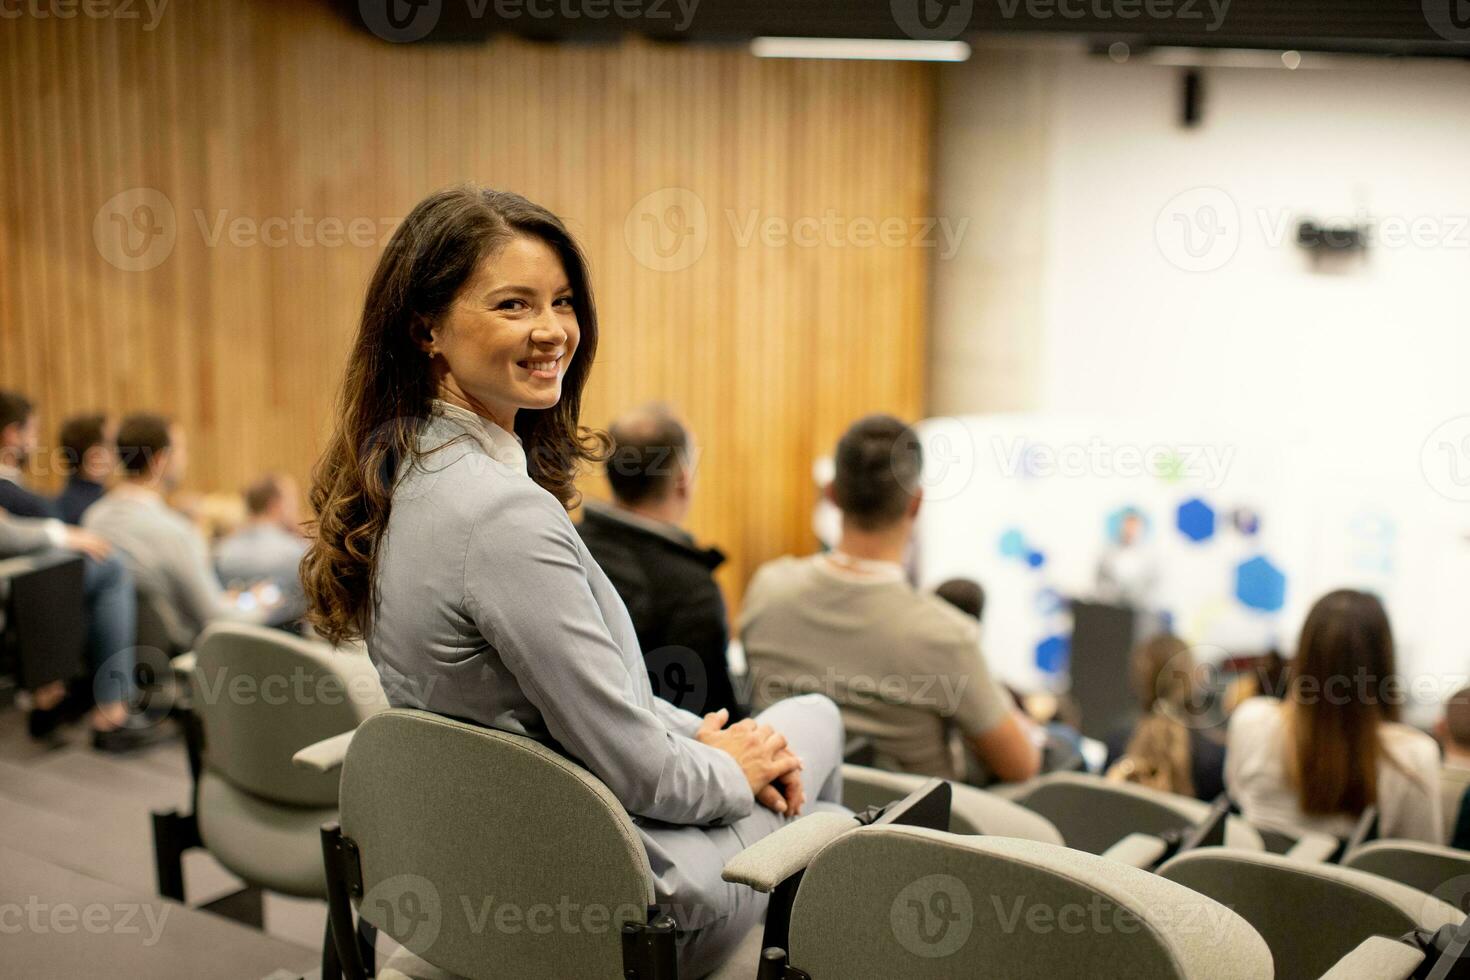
[300,184,847,978]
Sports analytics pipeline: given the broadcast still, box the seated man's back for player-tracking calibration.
[741,552,1012,781]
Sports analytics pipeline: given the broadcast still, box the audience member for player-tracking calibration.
[55,413,114,525]
[0,390,59,518]
[1435,686,1470,849]
[1104,633,1226,801]
[84,413,273,652]
[934,577,985,622]
[0,509,149,752]
[577,404,744,718]
[741,414,1040,784]
[1226,589,1441,842]
[216,473,309,625]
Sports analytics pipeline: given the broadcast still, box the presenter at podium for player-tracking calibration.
[1095,507,1159,609]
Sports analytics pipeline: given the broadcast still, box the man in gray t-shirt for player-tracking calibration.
[740,415,1040,785]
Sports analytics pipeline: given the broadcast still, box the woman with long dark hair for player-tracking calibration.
[1225,589,1441,842]
[301,186,844,976]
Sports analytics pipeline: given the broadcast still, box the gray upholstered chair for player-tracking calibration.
[1158,847,1464,980]
[1344,839,1470,911]
[841,763,1065,843]
[188,623,386,899]
[726,825,1274,979]
[305,707,779,980]
[1009,771,1264,854]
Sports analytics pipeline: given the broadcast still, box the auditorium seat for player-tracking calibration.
[1158,847,1464,979]
[302,707,780,979]
[1343,839,1470,909]
[840,763,1065,842]
[158,623,385,906]
[737,824,1273,978]
[1007,772,1264,854]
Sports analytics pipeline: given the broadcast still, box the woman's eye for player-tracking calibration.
[495,298,527,311]
[554,296,574,309]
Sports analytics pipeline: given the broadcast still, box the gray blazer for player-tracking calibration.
[369,404,752,830]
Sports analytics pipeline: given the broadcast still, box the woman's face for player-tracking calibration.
[429,234,579,431]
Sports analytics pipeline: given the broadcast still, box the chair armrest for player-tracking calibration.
[1317,937,1424,980]
[170,651,197,676]
[292,730,356,774]
[1285,830,1340,864]
[1102,833,1170,869]
[722,812,859,892]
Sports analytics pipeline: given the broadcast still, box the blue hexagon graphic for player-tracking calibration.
[1235,556,1286,612]
[999,528,1027,559]
[1176,498,1216,543]
[1026,550,1046,569]
[1035,635,1070,673]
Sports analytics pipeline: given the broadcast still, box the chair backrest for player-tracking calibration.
[1159,847,1465,980]
[338,709,655,980]
[841,764,1064,843]
[1345,840,1470,912]
[1014,772,1262,854]
[787,826,1272,979]
[191,622,385,806]
[1,554,87,689]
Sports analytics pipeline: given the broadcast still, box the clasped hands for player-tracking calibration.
[695,708,805,817]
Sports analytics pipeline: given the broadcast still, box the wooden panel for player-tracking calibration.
[0,1,932,610]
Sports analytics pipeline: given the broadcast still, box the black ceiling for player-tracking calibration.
[336,0,1470,55]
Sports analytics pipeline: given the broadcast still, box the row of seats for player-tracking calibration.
[163,623,1470,979]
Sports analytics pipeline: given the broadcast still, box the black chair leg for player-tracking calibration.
[356,916,376,975]
[151,809,201,902]
[322,914,342,980]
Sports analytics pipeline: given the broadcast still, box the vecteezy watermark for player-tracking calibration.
[1422,0,1470,42]
[0,0,169,31]
[994,0,1231,31]
[891,874,973,958]
[1157,189,1470,273]
[93,188,403,272]
[0,898,170,947]
[358,0,699,43]
[1155,187,1241,273]
[1421,416,1470,502]
[744,668,972,715]
[362,875,443,955]
[992,436,1236,489]
[624,188,970,272]
[990,894,1238,943]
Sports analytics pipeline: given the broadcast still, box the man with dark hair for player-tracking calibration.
[216,473,309,625]
[85,414,274,651]
[935,578,986,622]
[0,389,59,518]
[742,414,1041,785]
[577,404,744,718]
[55,412,114,524]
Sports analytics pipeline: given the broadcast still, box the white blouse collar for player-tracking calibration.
[431,400,527,473]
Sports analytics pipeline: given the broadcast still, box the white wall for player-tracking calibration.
[929,51,1470,720]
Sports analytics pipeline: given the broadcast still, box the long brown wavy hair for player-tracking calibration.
[1284,588,1404,817]
[1110,633,1196,796]
[301,186,604,644]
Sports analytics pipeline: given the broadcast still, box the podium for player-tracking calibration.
[1068,600,1163,741]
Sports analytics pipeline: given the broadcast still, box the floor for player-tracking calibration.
[0,704,322,979]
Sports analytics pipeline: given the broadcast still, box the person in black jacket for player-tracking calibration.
[577,404,746,719]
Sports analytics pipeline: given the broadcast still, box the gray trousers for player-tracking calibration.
[638,693,848,979]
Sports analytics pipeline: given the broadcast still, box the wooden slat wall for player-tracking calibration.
[0,1,932,610]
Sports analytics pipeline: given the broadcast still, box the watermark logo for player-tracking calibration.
[625,187,708,273]
[1423,0,1470,42]
[891,0,974,40]
[1422,416,1470,502]
[891,874,973,957]
[94,188,176,272]
[94,646,176,729]
[359,0,443,42]
[0,0,170,31]
[362,874,442,955]
[913,422,979,503]
[645,646,708,714]
[0,898,170,946]
[1155,187,1240,273]
[994,0,1231,32]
